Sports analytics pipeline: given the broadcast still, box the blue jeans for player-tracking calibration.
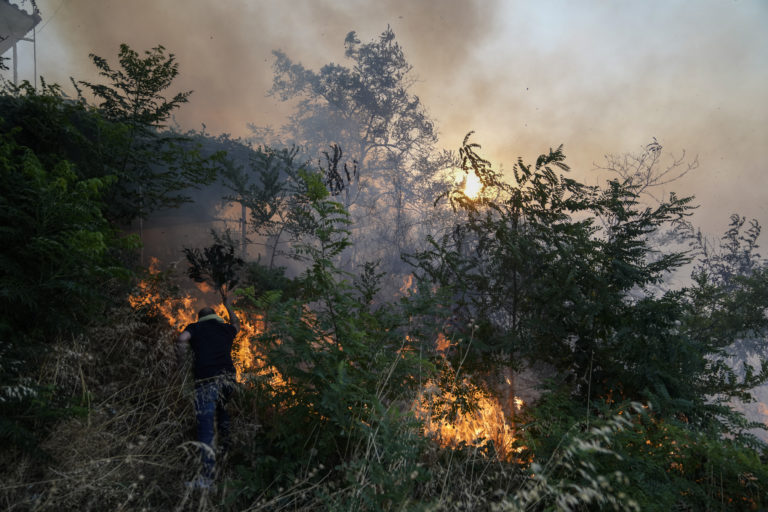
[194,374,234,479]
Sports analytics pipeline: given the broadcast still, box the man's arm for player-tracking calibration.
[176,330,191,368]
[221,289,240,333]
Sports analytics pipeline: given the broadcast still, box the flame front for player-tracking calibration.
[415,332,525,462]
[131,263,525,460]
[128,259,272,383]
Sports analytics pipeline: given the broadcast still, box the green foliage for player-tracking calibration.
[0,130,126,455]
[409,134,768,507]
[81,44,190,128]
[0,131,121,337]
[221,144,313,267]
[526,392,768,510]
[689,214,768,361]
[230,189,439,510]
[409,135,728,409]
[1,62,221,225]
[78,44,222,222]
[3,34,767,510]
[0,80,114,183]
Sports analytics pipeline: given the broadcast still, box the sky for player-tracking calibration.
[4,0,768,238]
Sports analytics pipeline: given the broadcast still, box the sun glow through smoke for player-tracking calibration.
[464,172,482,199]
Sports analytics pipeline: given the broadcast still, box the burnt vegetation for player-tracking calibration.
[1,30,767,512]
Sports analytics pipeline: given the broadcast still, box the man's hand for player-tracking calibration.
[176,331,191,369]
[220,286,240,333]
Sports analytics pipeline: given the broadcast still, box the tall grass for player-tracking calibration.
[2,299,643,511]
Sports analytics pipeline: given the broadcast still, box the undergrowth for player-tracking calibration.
[0,295,644,511]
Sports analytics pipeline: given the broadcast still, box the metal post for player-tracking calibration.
[33,26,36,90]
[12,41,17,85]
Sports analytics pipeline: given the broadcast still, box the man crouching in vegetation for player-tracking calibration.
[176,289,240,489]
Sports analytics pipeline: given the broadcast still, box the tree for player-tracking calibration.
[220,144,312,267]
[409,135,767,424]
[409,135,768,508]
[79,44,221,223]
[0,80,109,183]
[231,169,434,508]
[0,132,123,338]
[263,28,452,268]
[0,130,127,452]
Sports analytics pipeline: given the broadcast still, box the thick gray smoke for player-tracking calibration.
[9,0,766,237]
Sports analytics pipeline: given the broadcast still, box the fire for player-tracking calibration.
[128,258,277,383]
[417,380,525,462]
[416,333,525,462]
[400,273,415,296]
[435,332,452,354]
[131,260,524,459]
[195,281,213,293]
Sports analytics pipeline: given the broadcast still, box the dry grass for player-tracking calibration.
[0,303,226,511]
[0,298,640,511]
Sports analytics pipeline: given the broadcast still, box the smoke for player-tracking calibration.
[27,0,500,138]
[6,0,766,244]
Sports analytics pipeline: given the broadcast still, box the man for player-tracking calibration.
[177,289,240,487]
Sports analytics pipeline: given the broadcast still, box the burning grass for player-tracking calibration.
[130,263,527,467]
[417,383,526,463]
[0,265,558,511]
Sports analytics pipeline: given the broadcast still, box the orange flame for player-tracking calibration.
[196,281,214,293]
[131,262,523,458]
[417,381,524,462]
[400,274,415,296]
[435,332,452,354]
[128,260,279,383]
[415,333,525,462]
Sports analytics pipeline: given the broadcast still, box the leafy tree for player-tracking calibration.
[0,80,113,182]
[221,144,313,267]
[695,214,762,290]
[411,133,767,423]
[1,45,222,227]
[81,44,190,128]
[78,44,222,223]
[689,215,768,367]
[0,132,123,337]
[408,134,768,508]
[231,169,436,509]
[264,27,453,266]
[0,130,127,453]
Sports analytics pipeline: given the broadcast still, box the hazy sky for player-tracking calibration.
[5,0,767,236]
